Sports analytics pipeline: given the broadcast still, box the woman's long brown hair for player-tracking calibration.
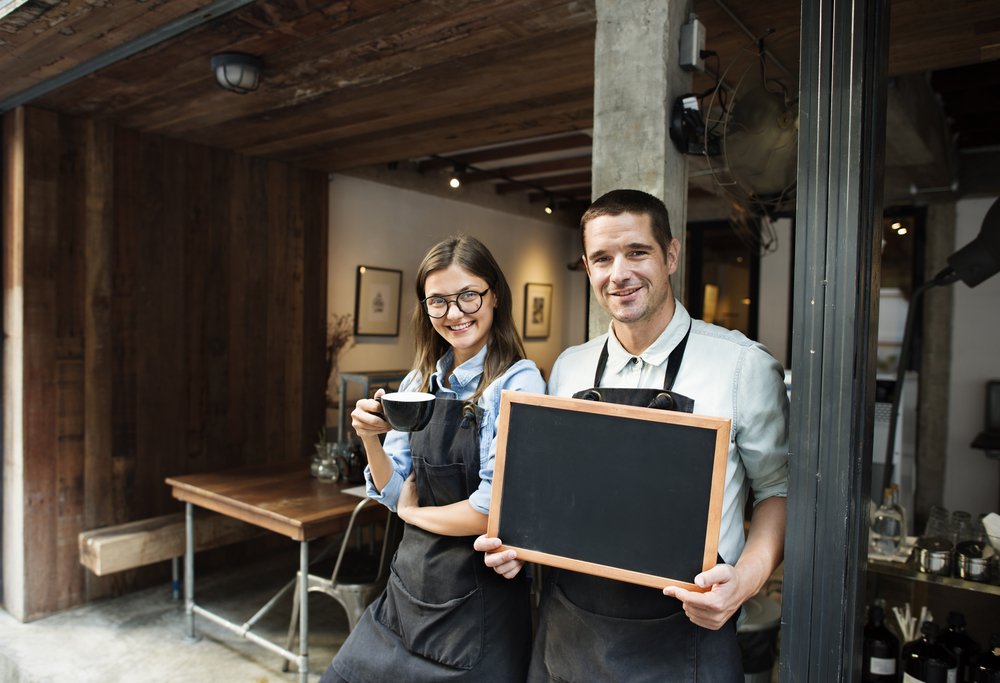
[410,235,526,403]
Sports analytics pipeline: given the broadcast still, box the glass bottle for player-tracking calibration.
[902,622,958,683]
[938,611,981,683]
[864,604,901,682]
[872,486,906,556]
[969,633,1000,683]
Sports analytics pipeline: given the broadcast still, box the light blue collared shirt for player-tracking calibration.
[547,300,789,565]
[365,344,545,515]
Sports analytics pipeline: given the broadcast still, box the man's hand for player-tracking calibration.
[662,563,746,630]
[473,535,524,579]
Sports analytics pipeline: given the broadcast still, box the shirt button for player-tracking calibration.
[631,357,639,365]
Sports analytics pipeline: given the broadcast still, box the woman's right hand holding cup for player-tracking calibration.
[351,388,390,437]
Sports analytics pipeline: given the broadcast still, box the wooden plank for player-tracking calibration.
[78,512,264,576]
[83,118,115,533]
[2,107,27,621]
[0,0,217,102]
[21,106,62,620]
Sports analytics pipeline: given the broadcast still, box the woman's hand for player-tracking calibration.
[351,388,390,438]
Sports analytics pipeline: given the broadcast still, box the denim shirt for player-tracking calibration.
[365,344,545,515]
[547,300,789,565]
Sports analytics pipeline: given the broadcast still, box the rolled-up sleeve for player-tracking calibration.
[467,361,546,515]
[364,370,420,511]
[734,344,789,505]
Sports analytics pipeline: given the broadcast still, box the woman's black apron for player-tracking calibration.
[528,324,744,683]
[331,397,532,683]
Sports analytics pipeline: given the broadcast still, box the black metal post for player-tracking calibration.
[780,0,890,680]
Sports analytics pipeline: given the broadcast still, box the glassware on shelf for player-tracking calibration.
[871,486,907,556]
[901,622,957,683]
[938,612,981,683]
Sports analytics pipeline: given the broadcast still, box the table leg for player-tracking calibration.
[185,502,196,639]
[299,539,309,683]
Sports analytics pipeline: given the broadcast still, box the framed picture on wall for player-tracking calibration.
[523,282,553,340]
[354,266,402,336]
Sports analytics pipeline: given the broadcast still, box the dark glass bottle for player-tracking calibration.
[939,611,981,683]
[902,622,958,683]
[864,605,901,682]
[970,634,1000,683]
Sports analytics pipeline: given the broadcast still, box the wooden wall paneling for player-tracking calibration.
[300,169,327,454]
[53,114,87,612]
[201,145,233,472]
[2,107,27,619]
[111,126,140,532]
[284,165,306,461]
[264,160,291,462]
[21,107,62,620]
[225,153,251,463]
[183,141,210,475]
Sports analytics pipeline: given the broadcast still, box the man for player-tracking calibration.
[475,189,788,681]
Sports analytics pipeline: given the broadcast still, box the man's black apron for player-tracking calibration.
[528,324,744,683]
[332,397,532,683]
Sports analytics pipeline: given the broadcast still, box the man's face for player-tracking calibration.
[583,212,678,328]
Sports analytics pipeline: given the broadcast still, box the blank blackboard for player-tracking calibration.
[487,391,731,590]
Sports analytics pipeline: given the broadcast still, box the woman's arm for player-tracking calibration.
[396,476,488,536]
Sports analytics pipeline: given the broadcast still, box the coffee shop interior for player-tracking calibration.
[2,0,1000,680]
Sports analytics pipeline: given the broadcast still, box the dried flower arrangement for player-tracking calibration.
[325,312,356,407]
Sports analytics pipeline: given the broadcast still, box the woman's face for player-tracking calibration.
[423,264,496,366]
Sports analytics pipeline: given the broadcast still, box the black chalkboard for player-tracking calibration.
[487,391,731,590]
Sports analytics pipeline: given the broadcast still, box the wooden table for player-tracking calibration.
[166,462,385,682]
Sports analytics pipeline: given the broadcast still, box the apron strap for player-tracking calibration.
[593,320,692,390]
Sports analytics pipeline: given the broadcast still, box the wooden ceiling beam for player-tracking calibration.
[420,135,593,172]
[297,92,594,170]
[494,170,591,195]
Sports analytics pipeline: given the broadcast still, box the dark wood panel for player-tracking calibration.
[6,107,327,619]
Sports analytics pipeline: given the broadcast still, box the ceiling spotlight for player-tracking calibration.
[544,197,555,215]
[448,164,464,189]
[211,53,262,94]
[891,221,902,231]
[897,227,908,236]
[449,176,461,189]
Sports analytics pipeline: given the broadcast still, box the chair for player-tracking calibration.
[282,497,401,662]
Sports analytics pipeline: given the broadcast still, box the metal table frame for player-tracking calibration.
[167,464,384,683]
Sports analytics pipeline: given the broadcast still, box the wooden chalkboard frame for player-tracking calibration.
[487,391,731,591]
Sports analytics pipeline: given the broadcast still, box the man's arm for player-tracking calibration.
[663,495,785,629]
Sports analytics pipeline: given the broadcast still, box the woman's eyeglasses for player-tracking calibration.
[422,288,490,318]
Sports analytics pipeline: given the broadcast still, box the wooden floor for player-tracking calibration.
[0,549,350,682]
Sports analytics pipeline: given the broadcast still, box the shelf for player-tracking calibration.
[868,559,1000,597]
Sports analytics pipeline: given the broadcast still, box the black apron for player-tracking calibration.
[330,397,532,683]
[528,324,744,683]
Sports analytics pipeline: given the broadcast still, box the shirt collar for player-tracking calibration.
[605,300,691,373]
[432,344,487,393]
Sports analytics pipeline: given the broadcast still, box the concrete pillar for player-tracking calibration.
[589,0,692,338]
[916,202,955,527]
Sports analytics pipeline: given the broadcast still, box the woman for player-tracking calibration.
[321,235,544,683]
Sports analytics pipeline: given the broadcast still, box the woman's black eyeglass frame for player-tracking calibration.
[421,287,490,319]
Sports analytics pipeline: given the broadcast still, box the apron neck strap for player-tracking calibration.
[594,320,692,391]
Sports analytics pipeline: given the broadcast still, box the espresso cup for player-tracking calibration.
[377,392,436,432]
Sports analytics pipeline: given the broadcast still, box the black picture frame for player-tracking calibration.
[354,266,402,336]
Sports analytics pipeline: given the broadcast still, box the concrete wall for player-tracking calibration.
[327,175,585,416]
[943,196,1000,517]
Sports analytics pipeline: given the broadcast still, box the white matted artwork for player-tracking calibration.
[354,266,402,336]
[523,282,552,340]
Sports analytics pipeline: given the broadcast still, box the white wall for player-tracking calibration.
[943,197,1000,516]
[328,176,584,406]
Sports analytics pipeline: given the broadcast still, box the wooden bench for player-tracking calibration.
[79,512,264,581]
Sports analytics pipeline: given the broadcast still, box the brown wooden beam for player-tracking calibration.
[495,170,590,195]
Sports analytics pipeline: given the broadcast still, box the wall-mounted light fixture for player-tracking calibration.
[211,53,262,94]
